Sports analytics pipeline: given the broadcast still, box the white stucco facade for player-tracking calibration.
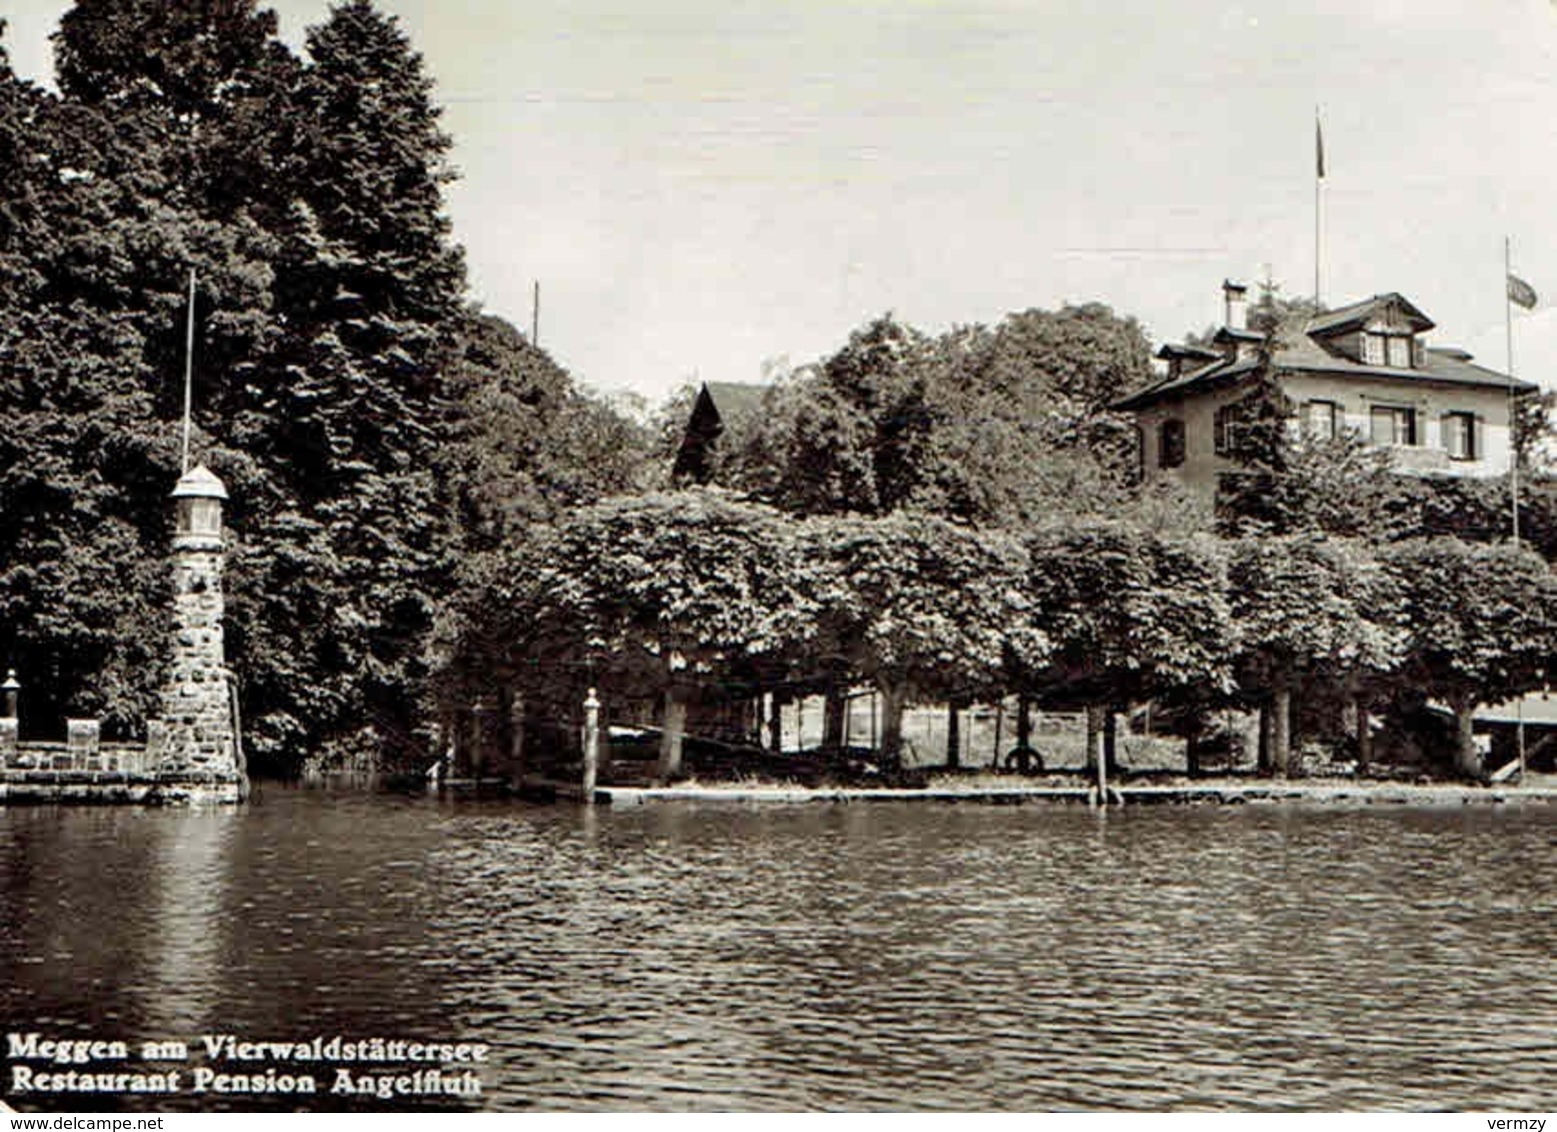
[1135,373,1518,492]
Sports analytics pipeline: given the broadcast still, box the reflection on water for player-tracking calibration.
[2,790,1555,1110]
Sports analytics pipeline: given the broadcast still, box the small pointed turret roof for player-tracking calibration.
[171,465,229,501]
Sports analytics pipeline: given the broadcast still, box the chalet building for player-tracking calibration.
[1116,281,1538,489]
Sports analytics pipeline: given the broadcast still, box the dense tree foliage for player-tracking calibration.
[1226,535,1403,775]
[1383,538,1556,776]
[0,2,640,774]
[717,305,1153,525]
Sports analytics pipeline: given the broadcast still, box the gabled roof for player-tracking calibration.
[1116,291,1531,412]
[1305,292,1435,336]
[1115,338,1536,412]
[1156,343,1220,362]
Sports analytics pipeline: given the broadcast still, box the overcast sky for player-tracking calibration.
[8,1,1557,405]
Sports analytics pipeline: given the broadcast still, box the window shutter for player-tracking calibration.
[1474,414,1485,462]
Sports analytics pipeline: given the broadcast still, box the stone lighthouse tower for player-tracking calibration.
[147,465,243,797]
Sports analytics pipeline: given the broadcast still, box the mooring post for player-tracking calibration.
[582,687,600,803]
[1087,704,1109,806]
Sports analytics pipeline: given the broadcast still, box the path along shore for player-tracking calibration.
[581,777,1557,807]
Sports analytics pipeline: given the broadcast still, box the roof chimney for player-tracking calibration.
[1223,280,1248,332]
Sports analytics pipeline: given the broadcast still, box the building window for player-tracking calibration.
[1213,404,1236,457]
[1370,405,1418,446]
[1159,419,1186,469]
[1443,412,1478,460]
[1363,333,1385,366]
[1304,400,1339,440]
[1387,335,1412,368]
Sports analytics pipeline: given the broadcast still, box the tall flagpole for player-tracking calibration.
[1505,236,1527,781]
[182,268,196,475]
[1314,108,1324,307]
[1506,237,1520,544]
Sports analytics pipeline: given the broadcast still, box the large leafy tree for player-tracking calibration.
[815,513,1040,768]
[482,490,829,777]
[1227,535,1403,776]
[223,0,472,771]
[1383,538,1556,778]
[725,304,1152,525]
[1022,524,1233,770]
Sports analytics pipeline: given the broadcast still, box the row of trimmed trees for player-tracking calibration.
[451,489,1557,780]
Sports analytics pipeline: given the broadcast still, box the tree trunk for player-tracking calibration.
[878,680,907,770]
[991,701,1004,769]
[1451,697,1481,780]
[946,702,961,769]
[1016,695,1033,751]
[1185,716,1202,779]
[466,704,484,780]
[1257,703,1272,776]
[823,681,847,752]
[768,693,783,754]
[1103,708,1119,774]
[1354,698,1372,776]
[1271,684,1291,779]
[658,688,688,781]
[504,688,527,786]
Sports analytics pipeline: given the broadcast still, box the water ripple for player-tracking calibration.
[2,795,1555,1110]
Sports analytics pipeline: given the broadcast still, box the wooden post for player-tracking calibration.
[582,687,600,802]
[1088,704,1108,804]
[946,702,961,770]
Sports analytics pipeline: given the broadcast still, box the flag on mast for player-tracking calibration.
[1508,273,1538,310]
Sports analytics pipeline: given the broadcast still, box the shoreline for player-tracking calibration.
[579,778,1557,808]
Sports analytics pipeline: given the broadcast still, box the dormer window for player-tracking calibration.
[1362,331,1415,368]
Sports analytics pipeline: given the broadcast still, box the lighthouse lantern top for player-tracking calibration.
[172,465,227,544]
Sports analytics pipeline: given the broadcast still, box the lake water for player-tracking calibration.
[1,788,1554,1111]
